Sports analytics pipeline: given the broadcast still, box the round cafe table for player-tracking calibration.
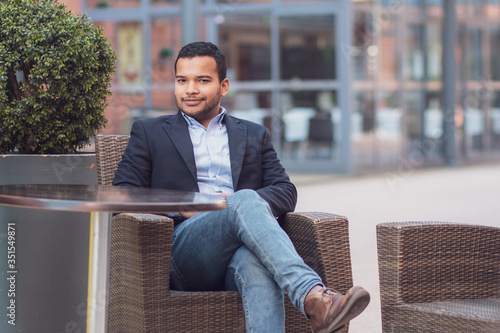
[0,184,227,333]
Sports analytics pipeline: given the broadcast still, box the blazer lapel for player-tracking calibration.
[225,115,247,189]
[162,112,198,182]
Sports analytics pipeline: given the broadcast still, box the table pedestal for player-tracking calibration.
[87,212,112,333]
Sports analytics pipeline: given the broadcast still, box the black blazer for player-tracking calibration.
[113,111,297,218]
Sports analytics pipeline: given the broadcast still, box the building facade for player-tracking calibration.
[75,0,500,173]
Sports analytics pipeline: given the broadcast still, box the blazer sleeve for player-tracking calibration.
[112,120,152,188]
[254,128,297,218]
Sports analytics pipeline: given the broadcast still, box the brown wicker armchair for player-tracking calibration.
[377,221,500,333]
[95,134,354,333]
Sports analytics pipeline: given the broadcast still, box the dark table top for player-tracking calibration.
[0,184,227,213]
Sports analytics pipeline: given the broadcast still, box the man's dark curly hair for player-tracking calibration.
[175,41,227,83]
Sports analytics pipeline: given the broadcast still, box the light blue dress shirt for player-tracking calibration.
[182,107,234,194]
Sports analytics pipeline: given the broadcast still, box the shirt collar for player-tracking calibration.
[181,107,227,129]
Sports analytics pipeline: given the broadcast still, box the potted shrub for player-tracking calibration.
[0,0,116,154]
[0,1,116,331]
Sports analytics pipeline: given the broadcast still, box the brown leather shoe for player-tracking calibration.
[304,286,370,333]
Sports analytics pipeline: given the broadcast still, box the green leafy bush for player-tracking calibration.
[0,0,116,154]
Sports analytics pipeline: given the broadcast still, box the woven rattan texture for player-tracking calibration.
[162,290,245,332]
[97,134,354,333]
[413,298,500,320]
[95,134,130,186]
[108,213,173,333]
[282,212,353,294]
[384,302,500,333]
[377,221,500,333]
[281,212,352,333]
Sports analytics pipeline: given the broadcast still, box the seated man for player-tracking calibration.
[113,41,370,333]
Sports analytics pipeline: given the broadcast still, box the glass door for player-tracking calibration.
[278,15,338,164]
[276,7,351,173]
[212,3,350,173]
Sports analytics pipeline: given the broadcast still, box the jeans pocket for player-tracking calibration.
[169,258,187,291]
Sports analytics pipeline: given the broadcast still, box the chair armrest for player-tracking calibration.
[109,213,174,333]
[377,221,500,306]
[281,212,353,293]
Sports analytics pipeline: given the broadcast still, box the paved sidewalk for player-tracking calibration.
[291,162,500,333]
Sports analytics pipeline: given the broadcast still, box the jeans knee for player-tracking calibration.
[228,189,266,209]
[226,190,274,229]
[231,189,259,200]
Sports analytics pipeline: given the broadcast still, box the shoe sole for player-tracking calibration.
[317,286,371,333]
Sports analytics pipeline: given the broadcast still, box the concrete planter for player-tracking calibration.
[0,154,97,333]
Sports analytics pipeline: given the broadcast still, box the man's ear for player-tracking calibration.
[220,78,230,97]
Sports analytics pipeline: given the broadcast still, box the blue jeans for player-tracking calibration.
[169,189,323,333]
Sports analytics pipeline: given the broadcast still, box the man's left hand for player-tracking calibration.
[180,193,231,218]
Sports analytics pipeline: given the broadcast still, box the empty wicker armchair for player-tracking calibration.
[95,134,355,333]
[377,221,500,333]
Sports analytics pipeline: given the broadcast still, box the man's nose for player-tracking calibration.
[186,81,199,94]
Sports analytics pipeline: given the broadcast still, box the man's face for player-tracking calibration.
[174,56,229,127]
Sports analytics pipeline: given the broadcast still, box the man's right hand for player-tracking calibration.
[180,211,198,218]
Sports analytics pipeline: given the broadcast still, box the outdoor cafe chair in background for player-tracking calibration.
[95,134,356,333]
[377,221,500,333]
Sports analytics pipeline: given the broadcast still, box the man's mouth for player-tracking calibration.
[182,98,205,106]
